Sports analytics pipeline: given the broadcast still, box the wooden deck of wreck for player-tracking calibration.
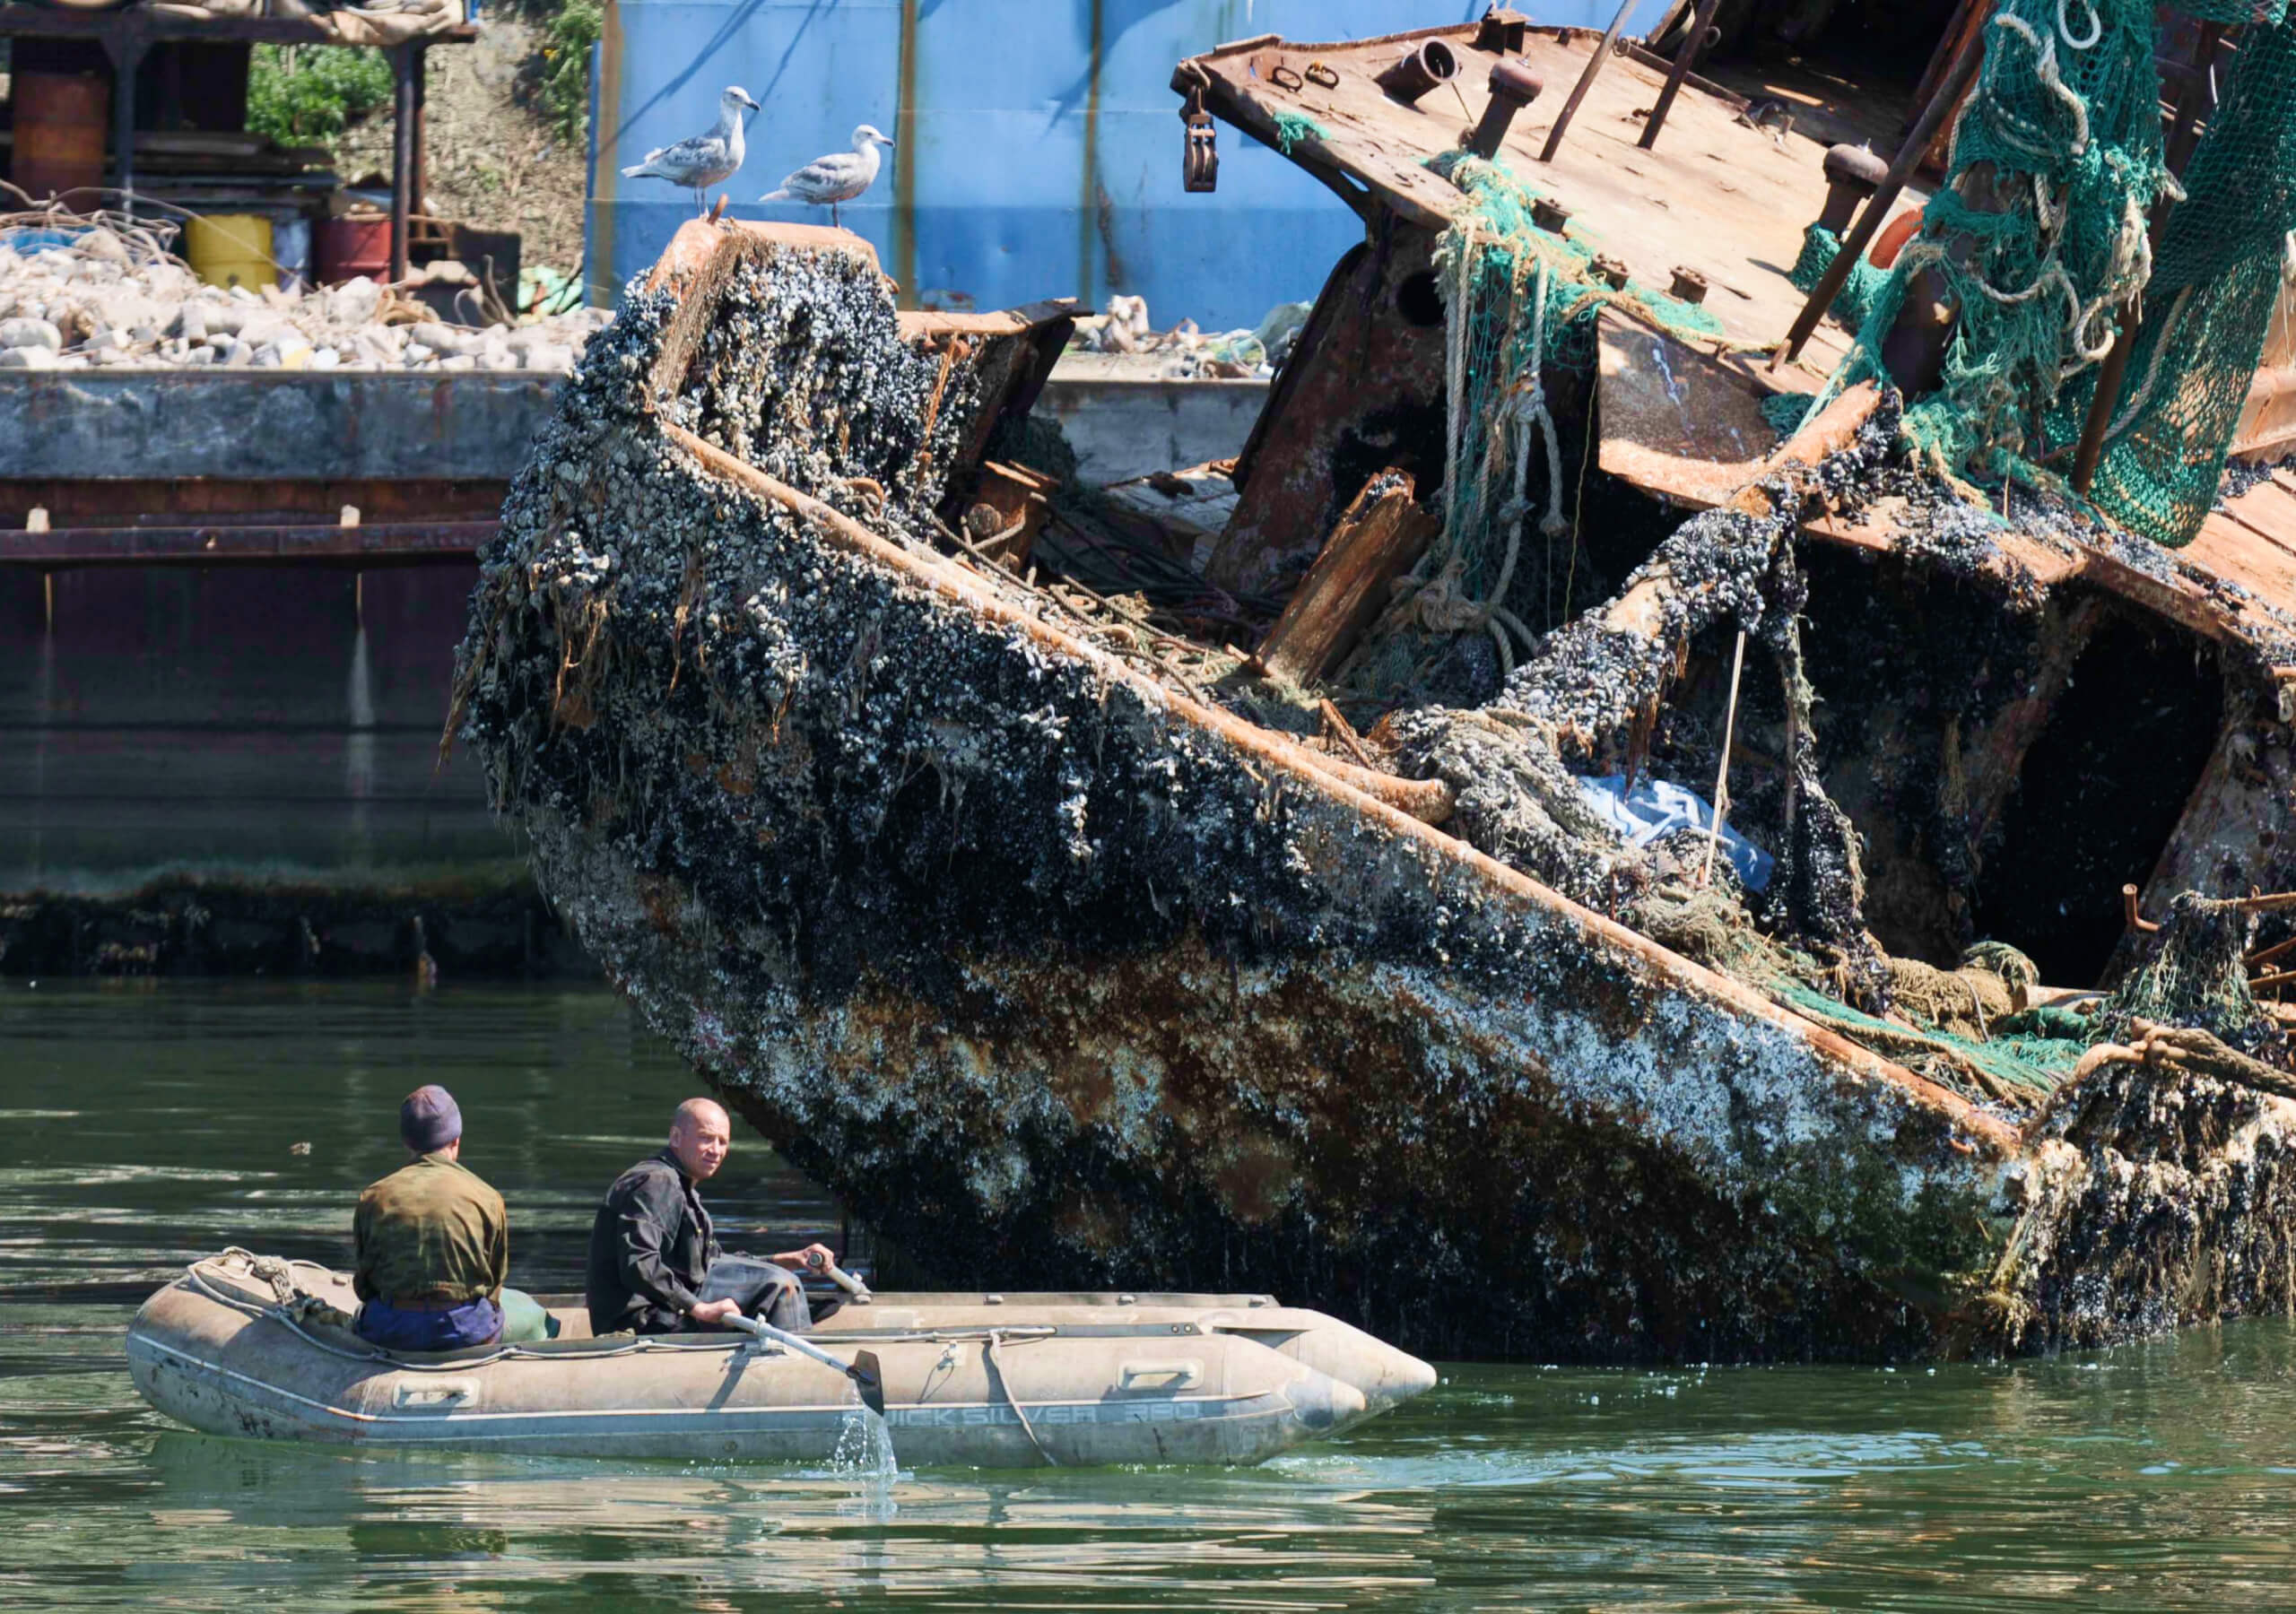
[1183,24,1927,388]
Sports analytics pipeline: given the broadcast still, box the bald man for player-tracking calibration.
[584,1098,835,1336]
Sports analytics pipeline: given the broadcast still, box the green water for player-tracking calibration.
[7,981,2296,1611]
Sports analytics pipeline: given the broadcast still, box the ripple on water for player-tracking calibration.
[8,985,2296,1610]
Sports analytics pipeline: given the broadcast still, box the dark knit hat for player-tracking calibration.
[400,1084,463,1153]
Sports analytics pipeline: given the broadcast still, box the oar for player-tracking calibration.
[727,1314,886,1416]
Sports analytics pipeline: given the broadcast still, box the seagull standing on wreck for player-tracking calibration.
[761,125,895,227]
[622,86,761,215]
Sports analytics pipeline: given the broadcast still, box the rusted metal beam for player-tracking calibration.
[1635,0,1724,151]
[1541,0,1639,162]
[1773,27,1985,367]
[0,520,492,567]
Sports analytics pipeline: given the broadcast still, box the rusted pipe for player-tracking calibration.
[1773,27,1984,368]
[1466,61,1543,160]
[1375,39,1459,107]
[1816,143,1889,235]
[2123,883,2161,934]
[1636,0,1724,152]
[1540,0,1638,162]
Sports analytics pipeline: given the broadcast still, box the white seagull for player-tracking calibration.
[761,124,895,226]
[622,86,760,215]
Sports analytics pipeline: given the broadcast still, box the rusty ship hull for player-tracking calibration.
[457,22,2296,1362]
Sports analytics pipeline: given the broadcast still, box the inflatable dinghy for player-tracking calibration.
[126,1251,1437,1467]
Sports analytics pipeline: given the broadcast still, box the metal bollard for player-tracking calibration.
[1466,62,1544,159]
[1816,144,1889,235]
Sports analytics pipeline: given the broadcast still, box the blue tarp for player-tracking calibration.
[1576,774,1775,891]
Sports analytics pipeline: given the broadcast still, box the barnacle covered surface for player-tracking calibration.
[454,230,2296,1362]
[452,235,2024,1360]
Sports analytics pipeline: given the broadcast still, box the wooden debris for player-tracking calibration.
[1257,471,1438,686]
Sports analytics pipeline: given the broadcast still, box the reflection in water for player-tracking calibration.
[345,622,378,866]
[5,982,2296,1610]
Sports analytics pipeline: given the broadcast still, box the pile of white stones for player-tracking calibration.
[0,225,611,374]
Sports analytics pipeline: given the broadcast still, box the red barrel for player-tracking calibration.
[13,72,110,204]
[315,215,394,283]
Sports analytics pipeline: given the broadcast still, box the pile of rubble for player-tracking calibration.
[0,222,610,374]
[1069,293,1310,378]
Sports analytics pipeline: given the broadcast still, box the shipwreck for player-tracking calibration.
[456,6,2296,1360]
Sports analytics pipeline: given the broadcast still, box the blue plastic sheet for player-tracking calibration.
[1576,774,1775,892]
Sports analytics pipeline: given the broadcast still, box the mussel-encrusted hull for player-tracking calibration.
[457,226,2296,1361]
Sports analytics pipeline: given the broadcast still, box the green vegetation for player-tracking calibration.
[246,45,396,143]
[533,0,603,141]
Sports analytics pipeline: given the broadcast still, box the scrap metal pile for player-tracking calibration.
[0,213,607,372]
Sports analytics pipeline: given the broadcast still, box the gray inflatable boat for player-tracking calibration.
[126,1251,1437,1467]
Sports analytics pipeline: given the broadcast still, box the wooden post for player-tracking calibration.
[390,44,417,283]
[1636,0,1724,152]
[1772,28,1986,367]
[1542,0,1639,163]
[1257,473,1439,686]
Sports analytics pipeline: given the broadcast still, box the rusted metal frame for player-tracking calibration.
[1635,0,1725,152]
[0,477,510,523]
[1774,28,1987,367]
[0,520,493,566]
[2071,22,2225,493]
[660,411,2015,1150]
[1541,0,1639,162]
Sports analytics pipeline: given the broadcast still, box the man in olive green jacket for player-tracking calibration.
[352,1085,510,1351]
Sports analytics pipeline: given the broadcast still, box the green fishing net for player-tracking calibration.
[1788,223,1891,330]
[1827,0,2296,544]
[1768,976,2088,1098]
[1270,111,1329,156]
[2085,11,2296,544]
[1334,152,1733,702]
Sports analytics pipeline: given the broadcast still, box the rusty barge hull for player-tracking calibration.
[454,221,2124,1364]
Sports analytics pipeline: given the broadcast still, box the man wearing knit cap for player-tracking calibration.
[352,1083,510,1351]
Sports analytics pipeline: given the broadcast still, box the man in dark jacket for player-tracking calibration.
[353,1084,509,1351]
[585,1097,835,1336]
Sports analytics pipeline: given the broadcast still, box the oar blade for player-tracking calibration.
[851,1349,887,1417]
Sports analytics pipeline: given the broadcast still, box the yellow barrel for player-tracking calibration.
[184,214,276,291]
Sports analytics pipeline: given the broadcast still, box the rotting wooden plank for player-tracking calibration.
[1258,471,1439,685]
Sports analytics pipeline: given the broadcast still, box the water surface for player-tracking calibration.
[6,981,2296,1610]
